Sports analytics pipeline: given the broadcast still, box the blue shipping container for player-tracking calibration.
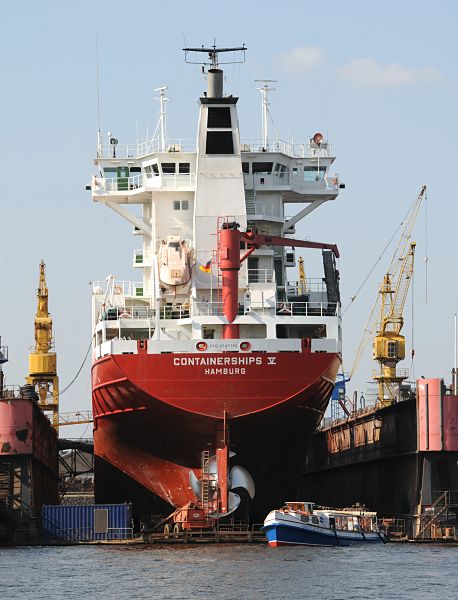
[41,503,133,541]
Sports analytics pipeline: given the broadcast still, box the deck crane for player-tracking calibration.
[350,185,427,405]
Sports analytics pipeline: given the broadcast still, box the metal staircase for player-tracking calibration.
[416,491,450,538]
[245,189,256,215]
[201,450,212,519]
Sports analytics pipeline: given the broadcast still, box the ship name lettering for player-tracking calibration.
[173,356,263,367]
[267,357,277,365]
[204,368,246,376]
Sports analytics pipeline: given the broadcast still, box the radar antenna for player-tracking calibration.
[183,43,247,68]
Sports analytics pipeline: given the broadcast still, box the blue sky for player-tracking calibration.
[1,0,457,435]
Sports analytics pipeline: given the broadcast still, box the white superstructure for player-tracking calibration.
[90,47,343,359]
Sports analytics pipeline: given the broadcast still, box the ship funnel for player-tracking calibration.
[208,68,224,98]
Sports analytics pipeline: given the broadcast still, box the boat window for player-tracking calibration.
[311,516,319,525]
[103,167,117,180]
[253,162,273,174]
[304,166,326,181]
[144,165,153,179]
[152,164,159,175]
[179,163,190,174]
[129,166,141,174]
[206,131,234,155]
[169,242,180,248]
[242,162,250,174]
[207,107,232,128]
[162,163,176,174]
[275,163,287,177]
[300,515,309,523]
[173,201,189,210]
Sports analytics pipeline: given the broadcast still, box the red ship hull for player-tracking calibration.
[92,348,341,519]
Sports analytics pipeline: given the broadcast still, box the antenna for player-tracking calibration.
[96,35,102,156]
[183,44,247,68]
[154,86,169,153]
[255,80,277,150]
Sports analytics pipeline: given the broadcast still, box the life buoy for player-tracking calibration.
[196,341,208,352]
[240,341,251,351]
[119,312,131,319]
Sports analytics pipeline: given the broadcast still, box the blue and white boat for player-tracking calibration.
[263,501,387,546]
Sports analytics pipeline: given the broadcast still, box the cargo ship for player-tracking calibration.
[90,45,343,519]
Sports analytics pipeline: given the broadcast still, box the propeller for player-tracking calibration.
[188,453,255,518]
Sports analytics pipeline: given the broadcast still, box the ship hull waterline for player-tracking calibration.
[92,350,341,519]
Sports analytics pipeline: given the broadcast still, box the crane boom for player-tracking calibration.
[349,186,426,384]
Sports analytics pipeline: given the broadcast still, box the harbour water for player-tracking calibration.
[0,543,456,599]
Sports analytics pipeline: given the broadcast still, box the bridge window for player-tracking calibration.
[161,163,176,174]
[179,163,190,174]
[253,162,273,174]
[207,107,232,128]
[304,166,326,181]
[242,162,249,174]
[206,131,234,154]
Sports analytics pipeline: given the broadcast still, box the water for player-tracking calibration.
[0,543,456,599]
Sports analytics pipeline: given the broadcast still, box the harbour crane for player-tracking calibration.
[26,260,60,429]
[350,185,427,405]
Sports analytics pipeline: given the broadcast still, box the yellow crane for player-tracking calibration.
[350,185,427,405]
[26,260,59,429]
[298,256,307,295]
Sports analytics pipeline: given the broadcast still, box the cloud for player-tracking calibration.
[275,46,324,73]
[339,58,441,87]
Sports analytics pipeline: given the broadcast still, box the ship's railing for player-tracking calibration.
[240,138,333,158]
[96,137,196,159]
[96,301,340,320]
[246,201,284,219]
[93,281,144,297]
[247,269,274,283]
[93,174,144,192]
[99,305,190,321]
[158,173,195,189]
[276,302,339,317]
[286,279,327,294]
[371,368,410,380]
[193,302,226,316]
[92,173,195,193]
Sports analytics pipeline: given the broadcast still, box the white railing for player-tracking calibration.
[193,302,225,316]
[251,201,283,219]
[247,269,274,283]
[93,174,144,192]
[286,279,327,294]
[240,138,333,158]
[92,173,196,193]
[93,281,144,297]
[96,137,196,159]
[99,304,191,322]
[276,302,339,317]
[158,173,196,189]
[244,172,340,192]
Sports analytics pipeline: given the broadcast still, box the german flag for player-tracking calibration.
[199,260,212,273]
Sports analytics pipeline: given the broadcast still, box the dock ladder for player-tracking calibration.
[415,490,450,538]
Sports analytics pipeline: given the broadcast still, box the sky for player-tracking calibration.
[0,0,457,436]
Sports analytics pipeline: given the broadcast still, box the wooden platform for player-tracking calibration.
[144,527,267,544]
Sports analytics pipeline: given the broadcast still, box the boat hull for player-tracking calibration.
[92,349,341,519]
[263,523,384,547]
